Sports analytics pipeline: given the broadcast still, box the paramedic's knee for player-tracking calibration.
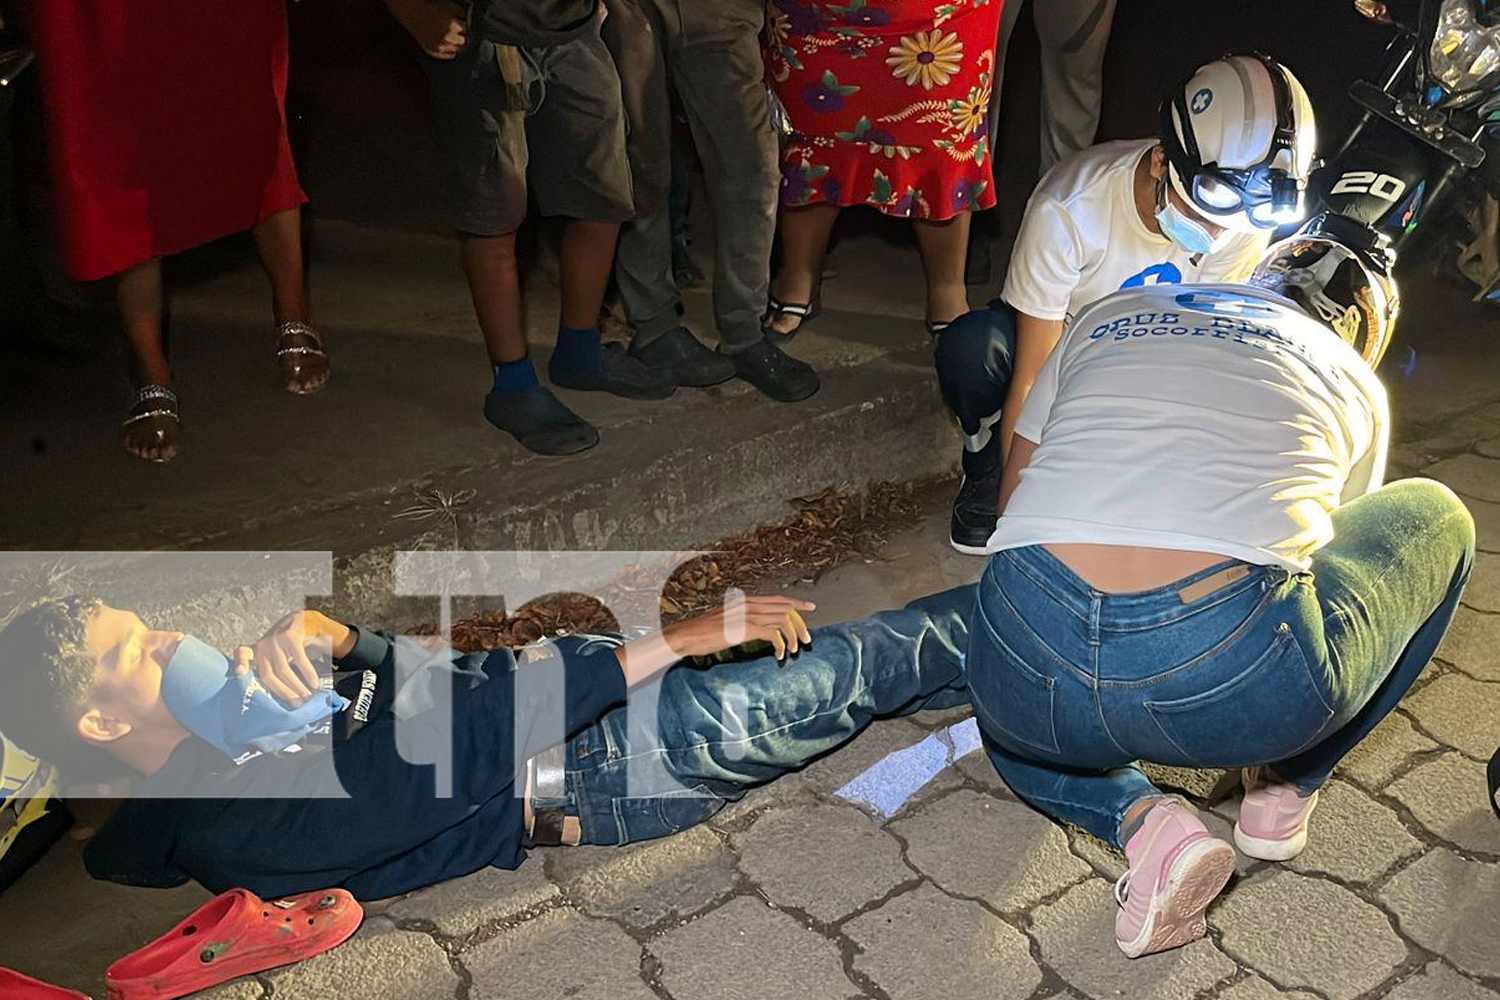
[934,302,1018,415]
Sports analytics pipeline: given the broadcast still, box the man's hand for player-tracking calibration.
[615,594,816,689]
[664,594,815,661]
[386,0,467,60]
[232,610,355,706]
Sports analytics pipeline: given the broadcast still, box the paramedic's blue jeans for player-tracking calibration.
[933,301,1017,477]
[966,479,1474,848]
[567,586,974,844]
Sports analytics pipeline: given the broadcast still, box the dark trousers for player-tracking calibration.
[933,301,1019,478]
[421,29,633,236]
[602,0,778,353]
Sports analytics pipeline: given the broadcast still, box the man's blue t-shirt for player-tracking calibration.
[85,628,627,900]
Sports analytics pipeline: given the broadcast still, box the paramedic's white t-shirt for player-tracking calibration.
[1003,139,1269,323]
[988,283,1389,572]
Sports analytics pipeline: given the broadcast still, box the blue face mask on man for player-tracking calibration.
[159,635,349,760]
[1155,174,1226,256]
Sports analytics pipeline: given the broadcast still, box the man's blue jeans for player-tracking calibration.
[564,586,974,845]
[966,479,1475,848]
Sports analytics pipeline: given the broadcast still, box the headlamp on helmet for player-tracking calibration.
[1161,54,1316,233]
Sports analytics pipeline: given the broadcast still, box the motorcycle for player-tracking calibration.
[1311,0,1500,302]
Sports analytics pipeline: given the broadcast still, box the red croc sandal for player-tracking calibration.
[105,888,363,1000]
[0,967,90,1000]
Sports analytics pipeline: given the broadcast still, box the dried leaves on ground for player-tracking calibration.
[412,478,936,652]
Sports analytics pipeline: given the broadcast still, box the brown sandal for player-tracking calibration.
[121,384,180,464]
[277,320,330,395]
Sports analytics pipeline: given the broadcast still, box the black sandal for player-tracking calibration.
[121,384,180,464]
[762,288,822,343]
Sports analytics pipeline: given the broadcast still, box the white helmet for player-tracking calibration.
[1253,213,1399,368]
[1161,53,1318,233]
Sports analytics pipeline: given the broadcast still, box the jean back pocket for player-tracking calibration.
[967,599,1062,756]
[1143,628,1334,768]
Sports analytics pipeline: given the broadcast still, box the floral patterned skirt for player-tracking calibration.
[767,0,1003,221]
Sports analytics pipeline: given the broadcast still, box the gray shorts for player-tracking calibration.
[422,27,634,236]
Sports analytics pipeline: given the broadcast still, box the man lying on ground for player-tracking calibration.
[965,214,1474,958]
[0,585,972,899]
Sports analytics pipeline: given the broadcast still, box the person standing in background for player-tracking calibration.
[966,0,1118,285]
[996,0,1118,180]
[19,0,329,464]
[601,0,819,404]
[763,0,1006,341]
[388,0,677,457]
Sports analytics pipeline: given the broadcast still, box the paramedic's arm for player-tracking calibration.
[999,315,1065,465]
[1000,320,1065,513]
[999,193,1085,464]
[1000,435,1039,515]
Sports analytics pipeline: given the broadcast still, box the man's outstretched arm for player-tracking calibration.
[613,595,816,689]
[237,593,814,699]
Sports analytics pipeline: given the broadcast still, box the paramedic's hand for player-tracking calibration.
[233,611,355,706]
[387,0,467,59]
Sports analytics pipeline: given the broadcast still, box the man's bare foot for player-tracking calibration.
[277,321,331,395]
[121,385,180,463]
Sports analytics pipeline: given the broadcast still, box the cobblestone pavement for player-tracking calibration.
[188,391,1500,1000]
[4,315,1497,999]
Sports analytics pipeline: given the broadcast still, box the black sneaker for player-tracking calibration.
[731,338,820,402]
[484,386,599,455]
[630,327,736,387]
[549,342,676,400]
[950,466,1001,555]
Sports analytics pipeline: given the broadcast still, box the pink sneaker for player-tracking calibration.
[1233,766,1320,861]
[1114,798,1236,958]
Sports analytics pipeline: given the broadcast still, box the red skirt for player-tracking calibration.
[23,0,307,282]
[767,0,1003,220]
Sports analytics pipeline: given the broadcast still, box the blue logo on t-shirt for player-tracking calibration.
[1173,289,1281,318]
[1120,262,1184,289]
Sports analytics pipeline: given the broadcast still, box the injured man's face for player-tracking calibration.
[76,604,185,746]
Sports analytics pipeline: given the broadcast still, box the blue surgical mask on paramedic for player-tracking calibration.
[1155,174,1227,256]
[159,634,348,759]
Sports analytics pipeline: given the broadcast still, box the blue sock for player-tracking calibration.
[492,357,539,394]
[549,325,602,375]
